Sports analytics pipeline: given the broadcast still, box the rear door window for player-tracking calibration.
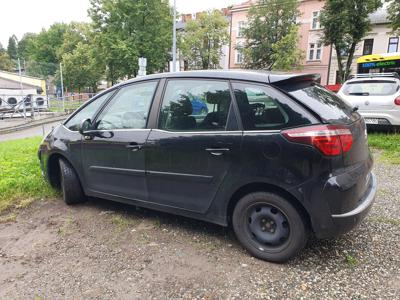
[232,82,314,130]
[342,80,399,96]
[159,80,232,131]
[280,83,359,124]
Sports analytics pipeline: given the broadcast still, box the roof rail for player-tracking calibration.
[348,73,400,80]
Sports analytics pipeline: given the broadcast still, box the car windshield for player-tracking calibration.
[342,80,399,96]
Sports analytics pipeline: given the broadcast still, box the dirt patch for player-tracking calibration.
[1,160,399,299]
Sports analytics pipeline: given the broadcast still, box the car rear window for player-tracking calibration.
[279,82,359,124]
[342,80,399,96]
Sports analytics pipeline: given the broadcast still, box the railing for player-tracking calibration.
[0,93,95,119]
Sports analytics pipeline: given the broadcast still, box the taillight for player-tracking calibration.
[395,96,400,106]
[282,125,353,156]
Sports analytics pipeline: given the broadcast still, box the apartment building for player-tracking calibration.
[228,0,331,84]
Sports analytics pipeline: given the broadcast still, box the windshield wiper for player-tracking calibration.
[348,92,370,96]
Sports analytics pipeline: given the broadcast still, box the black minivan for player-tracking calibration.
[38,71,377,262]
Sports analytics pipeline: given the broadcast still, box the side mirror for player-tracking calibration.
[79,118,92,135]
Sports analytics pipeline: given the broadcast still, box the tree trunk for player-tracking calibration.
[344,42,357,81]
[335,46,345,84]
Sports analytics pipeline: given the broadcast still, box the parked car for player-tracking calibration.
[337,73,400,130]
[38,71,376,262]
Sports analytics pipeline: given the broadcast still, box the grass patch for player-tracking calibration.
[368,133,400,164]
[345,253,358,267]
[0,213,17,223]
[0,137,58,213]
[111,214,133,231]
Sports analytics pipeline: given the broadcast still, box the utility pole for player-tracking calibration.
[60,62,65,112]
[18,58,26,119]
[172,0,177,72]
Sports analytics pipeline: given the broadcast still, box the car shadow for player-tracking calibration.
[74,197,368,266]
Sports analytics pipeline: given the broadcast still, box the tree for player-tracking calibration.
[7,35,18,60]
[0,52,14,71]
[178,10,229,70]
[320,0,382,83]
[270,26,305,71]
[18,33,38,60]
[89,0,172,83]
[387,0,400,35]
[62,42,104,93]
[242,0,300,70]
[27,23,69,76]
[57,22,93,59]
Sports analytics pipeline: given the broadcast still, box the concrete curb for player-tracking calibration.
[0,115,69,135]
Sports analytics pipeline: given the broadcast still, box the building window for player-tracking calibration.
[237,21,246,38]
[235,45,244,64]
[311,11,320,29]
[388,37,399,53]
[308,43,322,60]
[363,39,374,55]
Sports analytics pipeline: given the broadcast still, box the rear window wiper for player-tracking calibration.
[348,92,370,96]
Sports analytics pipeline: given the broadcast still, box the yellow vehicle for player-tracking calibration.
[357,52,400,74]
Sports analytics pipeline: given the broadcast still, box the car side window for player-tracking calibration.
[159,80,232,131]
[94,81,158,130]
[232,82,312,130]
[64,92,112,131]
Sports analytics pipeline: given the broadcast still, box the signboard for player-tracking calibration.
[359,59,400,70]
[138,57,147,77]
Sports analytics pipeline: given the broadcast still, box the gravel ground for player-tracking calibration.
[0,155,399,299]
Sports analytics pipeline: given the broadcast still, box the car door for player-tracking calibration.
[144,79,242,213]
[81,80,159,201]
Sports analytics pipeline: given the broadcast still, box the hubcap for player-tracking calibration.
[247,205,290,246]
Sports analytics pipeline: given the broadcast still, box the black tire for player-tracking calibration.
[59,158,85,205]
[232,192,307,263]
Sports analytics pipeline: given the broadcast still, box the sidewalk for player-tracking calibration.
[0,113,70,135]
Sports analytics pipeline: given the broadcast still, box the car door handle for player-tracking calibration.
[205,148,230,156]
[126,143,143,151]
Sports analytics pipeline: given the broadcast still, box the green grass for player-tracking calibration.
[368,133,400,164]
[0,137,58,213]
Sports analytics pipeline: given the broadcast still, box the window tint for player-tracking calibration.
[282,83,358,124]
[64,92,112,131]
[342,80,399,96]
[95,81,157,130]
[159,80,232,131]
[233,82,312,130]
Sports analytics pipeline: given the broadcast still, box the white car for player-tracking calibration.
[338,73,400,129]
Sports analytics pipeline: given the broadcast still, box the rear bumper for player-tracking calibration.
[358,110,400,126]
[315,172,377,239]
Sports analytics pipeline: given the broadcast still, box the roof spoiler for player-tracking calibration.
[269,74,321,85]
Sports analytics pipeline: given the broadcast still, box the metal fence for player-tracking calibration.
[0,93,94,119]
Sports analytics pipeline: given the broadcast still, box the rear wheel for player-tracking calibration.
[59,158,85,205]
[232,192,307,263]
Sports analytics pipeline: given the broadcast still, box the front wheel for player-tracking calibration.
[59,158,86,205]
[232,192,307,263]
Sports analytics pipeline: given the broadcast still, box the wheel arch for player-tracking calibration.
[47,152,82,190]
[226,182,312,230]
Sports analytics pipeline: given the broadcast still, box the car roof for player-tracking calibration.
[114,70,321,87]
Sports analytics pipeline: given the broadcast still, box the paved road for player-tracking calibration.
[0,121,62,142]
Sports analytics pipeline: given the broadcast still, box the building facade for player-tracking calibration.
[328,8,399,84]
[228,0,331,84]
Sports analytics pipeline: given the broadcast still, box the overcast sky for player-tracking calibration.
[0,0,244,48]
